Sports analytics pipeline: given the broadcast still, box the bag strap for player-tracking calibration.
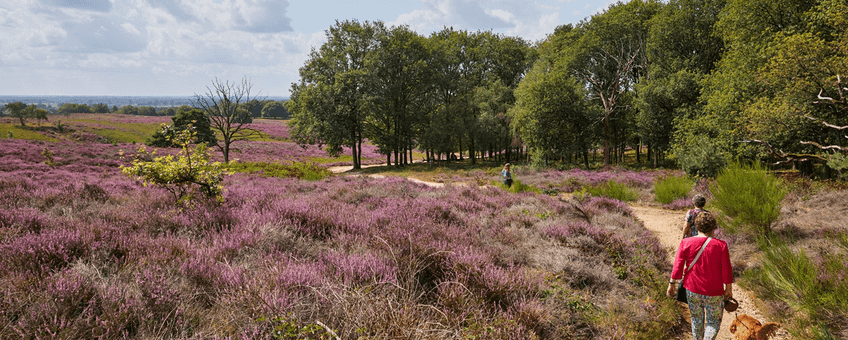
[684,237,712,276]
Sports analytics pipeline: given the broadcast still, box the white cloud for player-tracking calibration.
[0,0,606,96]
[390,0,557,42]
[42,0,112,12]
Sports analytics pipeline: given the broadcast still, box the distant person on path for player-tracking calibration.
[682,194,708,239]
[501,163,513,188]
[667,211,733,340]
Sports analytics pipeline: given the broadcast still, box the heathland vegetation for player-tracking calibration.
[2,0,848,339]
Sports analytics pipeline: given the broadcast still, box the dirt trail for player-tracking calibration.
[632,206,789,340]
[328,163,446,188]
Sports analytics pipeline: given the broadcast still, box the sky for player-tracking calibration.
[0,0,617,97]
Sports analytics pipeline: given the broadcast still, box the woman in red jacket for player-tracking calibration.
[666,211,733,340]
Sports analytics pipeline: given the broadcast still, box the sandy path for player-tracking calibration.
[632,206,789,340]
[329,164,447,188]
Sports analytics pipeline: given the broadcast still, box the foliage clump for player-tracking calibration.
[580,180,639,202]
[710,161,786,235]
[743,235,848,340]
[146,107,216,147]
[653,175,693,204]
[674,135,728,178]
[122,126,226,204]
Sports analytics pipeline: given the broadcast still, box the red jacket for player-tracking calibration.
[671,236,733,296]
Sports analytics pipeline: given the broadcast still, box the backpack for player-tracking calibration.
[687,208,707,237]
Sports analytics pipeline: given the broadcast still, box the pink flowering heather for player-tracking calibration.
[0,137,677,339]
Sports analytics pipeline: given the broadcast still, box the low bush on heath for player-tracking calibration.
[581,180,639,202]
[653,175,692,204]
[710,161,786,235]
[743,235,848,340]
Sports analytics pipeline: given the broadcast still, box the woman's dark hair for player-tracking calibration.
[694,211,718,234]
[692,194,706,208]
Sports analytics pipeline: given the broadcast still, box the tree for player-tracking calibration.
[696,0,818,168]
[261,101,289,119]
[147,107,216,148]
[119,105,139,115]
[511,58,599,168]
[739,0,848,176]
[138,106,157,116]
[637,0,725,167]
[194,77,263,163]
[366,24,433,166]
[568,0,661,166]
[287,20,385,170]
[57,103,92,114]
[4,102,27,126]
[91,103,110,113]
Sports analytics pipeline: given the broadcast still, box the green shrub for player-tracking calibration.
[675,135,727,178]
[743,236,848,339]
[709,161,785,234]
[122,128,226,204]
[584,180,638,202]
[496,179,541,194]
[653,175,693,204]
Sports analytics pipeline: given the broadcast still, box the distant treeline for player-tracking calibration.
[25,100,290,119]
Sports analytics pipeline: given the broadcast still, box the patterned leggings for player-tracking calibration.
[686,290,724,340]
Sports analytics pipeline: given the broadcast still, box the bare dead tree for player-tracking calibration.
[194,77,265,163]
[578,39,643,166]
[747,75,848,165]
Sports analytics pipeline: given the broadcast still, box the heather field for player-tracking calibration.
[0,116,684,339]
[0,115,385,166]
[6,114,845,339]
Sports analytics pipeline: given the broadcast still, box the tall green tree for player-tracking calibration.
[287,20,385,170]
[636,0,725,167]
[696,0,818,166]
[568,0,661,165]
[194,77,262,163]
[366,25,433,166]
[512,47,599,168]
[735,0,848,174]
[147,107,216,148]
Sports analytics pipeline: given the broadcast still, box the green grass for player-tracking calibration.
[64,119,161,143]
[582,180,639,201]
[223,161,333,181]
[1,123,60,142]
[743,235,848,339]
[496,179,542,193]
[653,175,693,204]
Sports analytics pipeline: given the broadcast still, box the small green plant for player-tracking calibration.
[710,160,785,234]
[653,175,693,204]
[55,121,65,133]
[497,179,541,194]
[122,126,226,204]
[257,315,338,340]
[41,147,55,166]
[7,130,12,139]
[584,180,638,201]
